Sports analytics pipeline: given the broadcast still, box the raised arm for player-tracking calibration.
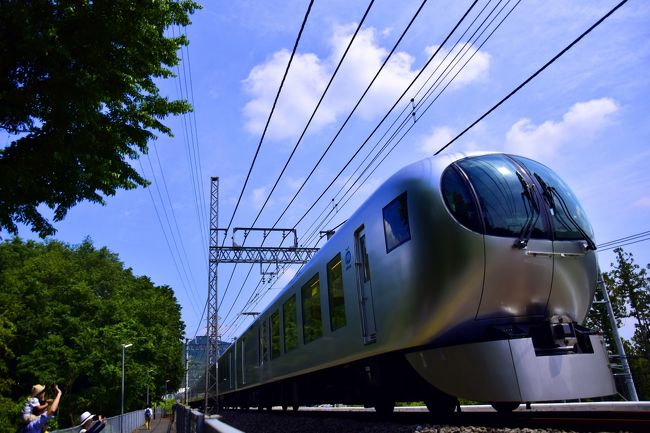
[47,385,62,416]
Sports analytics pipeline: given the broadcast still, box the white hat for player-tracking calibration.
[80,411,94,425]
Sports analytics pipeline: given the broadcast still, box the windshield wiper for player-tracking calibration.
[513,171,540,249]
[533,173,597,251]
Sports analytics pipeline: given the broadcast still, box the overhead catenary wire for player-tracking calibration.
[432,0,629,156]
[268,0,433,231]
[303,0,631,261]
[215,0,315,322]
[220,0,481,335]
[249,0,376,229]
[217,0,377,322]
[597,230,650,252]
[138,158,202,317]
[171,25,210,261]
[218,0,436,331]
[220,0,315,247]
[149,145,203,309]
[274,0,482,237]
[221,0,631,340]
[300,0,510,246]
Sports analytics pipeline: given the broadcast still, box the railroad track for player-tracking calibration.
[216,405,650,433]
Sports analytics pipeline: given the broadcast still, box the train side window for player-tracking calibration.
[301,274,323,344]
[260,318,269,364]
[382,192,411,253]
[283,295,298,352]
[270,311,280,359]
[327,254,346,331]
[441,165,482,233]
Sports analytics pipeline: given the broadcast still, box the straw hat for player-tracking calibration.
[31,384,45,397]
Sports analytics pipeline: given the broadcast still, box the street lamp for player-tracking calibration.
[146,369,153,407]
[164,379,170,399]
[121,343,133,433]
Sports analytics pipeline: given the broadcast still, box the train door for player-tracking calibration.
[354,226,377,344]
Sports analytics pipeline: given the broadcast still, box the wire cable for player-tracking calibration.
[217,0,376,315]
[221,0,315,245]
[433,0,629,156]
[220,0,481,333]
[217,0,436,327]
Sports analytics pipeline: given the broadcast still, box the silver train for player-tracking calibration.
[217,152,615,414]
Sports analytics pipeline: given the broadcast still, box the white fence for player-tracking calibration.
[51,408,164,433]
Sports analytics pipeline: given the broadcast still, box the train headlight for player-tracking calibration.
[550,315,577,348]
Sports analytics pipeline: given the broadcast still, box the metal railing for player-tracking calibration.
[51,407,165,433]
[174,404,244,433]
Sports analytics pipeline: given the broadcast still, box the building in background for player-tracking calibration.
[184,336,231,399]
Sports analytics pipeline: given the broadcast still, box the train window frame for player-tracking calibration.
[270,310,281,359]
[327,253,346,331]
[301,274,323,344]
[382,192,411,253]
[283,295,298,352]
[441,164,483,233]
[456,155,547,239]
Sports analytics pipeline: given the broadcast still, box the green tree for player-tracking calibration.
[0,237,185,429]
[607,248,650,359]
[0,0,199,238]
[588,248,650,400]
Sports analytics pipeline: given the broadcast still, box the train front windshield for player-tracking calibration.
[442,154,594,244]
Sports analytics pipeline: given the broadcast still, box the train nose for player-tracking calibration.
[476,237,554,320]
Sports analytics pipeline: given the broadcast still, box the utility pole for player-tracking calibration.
[184,338,189,405]
[205,177,220,413]
[203,177,320,414]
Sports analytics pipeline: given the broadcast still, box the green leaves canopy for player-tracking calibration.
[0,237,185,429]
[0,0,199,238]
[587,248,650,400]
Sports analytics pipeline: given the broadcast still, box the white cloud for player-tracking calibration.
[419,126,455,154]
[242,25,491,141]
[243,50,331,141]
[633,197,650,209]
[505,98,619,159]
[252,186,267,207]
[423,43,491,90]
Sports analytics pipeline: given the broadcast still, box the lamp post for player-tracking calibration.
[146,369,153,407]
[121,343,133,433]
[164,379,170,399]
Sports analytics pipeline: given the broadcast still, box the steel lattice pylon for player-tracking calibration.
[204,177,320,414]
[214,246,319,263]
[205,177,219,413]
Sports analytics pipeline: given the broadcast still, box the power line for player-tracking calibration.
[274,0,480,236]
[171,25,210,261]
[138,159,201,317]
[221,0,315,244]
[217,0,376,319]
[597,230,650,252]
[269,0,432,231]
[433,0,629,156]
[249,0,376,229]
[300,0,513,246]
[218,0,436,330]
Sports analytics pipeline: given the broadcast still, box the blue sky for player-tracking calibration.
[6,0,650,341]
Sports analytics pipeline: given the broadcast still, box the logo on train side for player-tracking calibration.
[345,248,352,271]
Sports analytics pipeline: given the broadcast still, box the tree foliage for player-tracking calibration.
[587,248,650,400]
[0,238,185,430]
[0,0,199,238]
